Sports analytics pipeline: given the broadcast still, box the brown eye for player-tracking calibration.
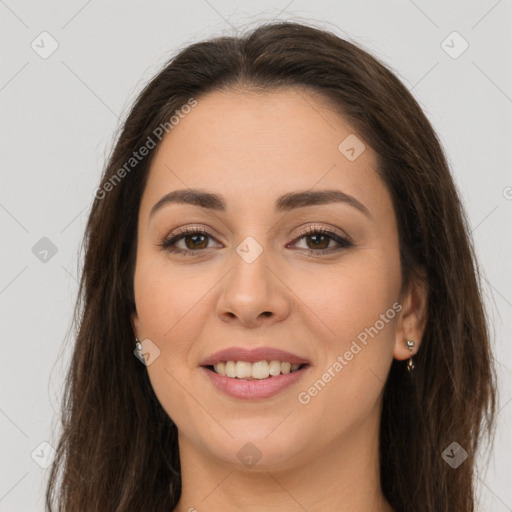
[290,227,353,255]
[159,228,219,255]
[158,226,352,257]
[304,232,330,250]
[182,233,209,250]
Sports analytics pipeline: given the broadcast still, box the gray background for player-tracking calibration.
[1,1,511,510]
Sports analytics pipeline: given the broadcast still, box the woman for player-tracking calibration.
[46,21,497,511]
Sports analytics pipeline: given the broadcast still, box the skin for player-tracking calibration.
[131,87,428,512]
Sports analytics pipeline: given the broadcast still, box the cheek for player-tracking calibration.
[132,256,212,418]
[292,249,400,409]
[133,253,211,343]
[134,258,214,428]
[292,263,399,438]
[292,250,400,346]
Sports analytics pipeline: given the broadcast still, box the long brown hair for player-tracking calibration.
[46,21,497,511]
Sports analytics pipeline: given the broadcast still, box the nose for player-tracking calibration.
[215,243,291,328]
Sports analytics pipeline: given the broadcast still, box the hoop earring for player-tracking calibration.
[405,339,415,372]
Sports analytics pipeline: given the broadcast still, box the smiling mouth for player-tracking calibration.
[204,361,309,380]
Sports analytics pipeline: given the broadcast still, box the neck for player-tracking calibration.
[172,404,393,512]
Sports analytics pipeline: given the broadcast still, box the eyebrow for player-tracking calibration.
[149,188,372,219]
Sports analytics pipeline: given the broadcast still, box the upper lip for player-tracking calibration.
[199,346,310,366]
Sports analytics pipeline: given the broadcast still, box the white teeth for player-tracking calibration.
[281,361,291,374]
[225,361,236,378]
[235,361,252,379]
[212,360,304,379]
[214,361,226,376]
[251,361,269,379]
[269,360,281,376]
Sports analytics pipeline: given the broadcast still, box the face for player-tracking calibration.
[131,87,419,470]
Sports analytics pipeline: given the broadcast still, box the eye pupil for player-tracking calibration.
[308,234,329,250]
[186,234,208,249]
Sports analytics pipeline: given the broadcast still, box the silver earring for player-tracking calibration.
[134,337,143,358]
[405,339,415,372]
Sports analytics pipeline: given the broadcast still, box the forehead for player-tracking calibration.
[141,87,390,220]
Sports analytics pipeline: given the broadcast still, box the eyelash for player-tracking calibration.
[157,225,353,257]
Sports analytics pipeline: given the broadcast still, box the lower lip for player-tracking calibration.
[201,365,310,400]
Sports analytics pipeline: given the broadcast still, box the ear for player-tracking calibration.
[393,267,428,361]
[131,308,142,341]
